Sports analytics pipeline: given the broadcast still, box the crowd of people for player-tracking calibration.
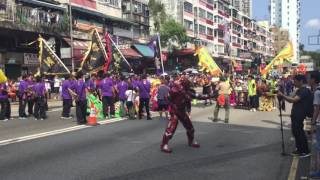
[2,70,320,158]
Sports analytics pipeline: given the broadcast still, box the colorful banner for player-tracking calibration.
[260,42,294,75]
[80,29,107,74]
[195,47,222,76]
[38,37,70,75]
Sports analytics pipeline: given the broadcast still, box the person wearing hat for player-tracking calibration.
[212,76,230,123]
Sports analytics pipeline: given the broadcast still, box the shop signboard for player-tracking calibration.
[24,53,39,65]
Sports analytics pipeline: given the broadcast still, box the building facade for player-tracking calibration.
[270,0,300,63]
[270,27,289,54]
[0,0,150,78]
[159,0,274,71]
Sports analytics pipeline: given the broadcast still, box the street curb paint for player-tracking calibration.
[288,156,299,180]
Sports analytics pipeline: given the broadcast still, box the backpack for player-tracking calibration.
[306,87,316,118]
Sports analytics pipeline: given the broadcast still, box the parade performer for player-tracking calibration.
[160,77,209,153]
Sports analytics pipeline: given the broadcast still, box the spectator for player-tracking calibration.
[278,74,312,157]
[157,78,170,120]
[125,85,136,120]
[0,82,11,121]
[138,74,152,120]
[100,73,115,119]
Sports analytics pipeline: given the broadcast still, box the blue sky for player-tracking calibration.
[253,0,320,51]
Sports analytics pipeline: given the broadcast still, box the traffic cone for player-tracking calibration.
[87,102,99,126]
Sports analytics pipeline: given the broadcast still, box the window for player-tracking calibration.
[199,8,206,19]
[207,27,213,35]
[98,0,119,8]
[184,19,193,31]
[214,16,223,23]
[184,2,193,13]
[199,25,206,34]
[207,12,213,20]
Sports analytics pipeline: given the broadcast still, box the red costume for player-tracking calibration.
[161,78,207,153]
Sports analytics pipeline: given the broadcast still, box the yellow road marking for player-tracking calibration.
[288,156,299,180]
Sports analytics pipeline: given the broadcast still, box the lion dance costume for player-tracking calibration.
[160,78,208,153]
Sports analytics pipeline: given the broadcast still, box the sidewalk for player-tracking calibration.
[10,100,63,117]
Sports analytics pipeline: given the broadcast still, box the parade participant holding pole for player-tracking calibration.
[99,73,115,119]
[33,76,47,120]
[0,81,11,121]
[138,74,152,120]
[61,74,74,119]
[18,74,29,119]
[117,76,128,117]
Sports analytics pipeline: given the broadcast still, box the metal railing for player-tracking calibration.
[0,2,69,34]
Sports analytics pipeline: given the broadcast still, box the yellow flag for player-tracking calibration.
[260,41,294,75]
[195,47,222,76]
[0,69,7,83]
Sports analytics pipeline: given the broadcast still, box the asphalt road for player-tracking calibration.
[0,104,294,180]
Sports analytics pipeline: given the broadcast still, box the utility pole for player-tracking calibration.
[69,0,74,72]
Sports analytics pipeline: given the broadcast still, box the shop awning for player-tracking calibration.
[174,49,195,56]
[120,48,142,59]
[132,44,154,58]
[63,38,89,60]
[17,0,66,11]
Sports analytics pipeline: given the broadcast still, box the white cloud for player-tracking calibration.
[305,18,320,29]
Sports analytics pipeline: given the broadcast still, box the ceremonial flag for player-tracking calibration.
[260,41,294,75]
[195,47,222,76]
[148,35,162,74]
[80,29,107,73]
[38,36,70,75]
[0,69,7,83]
[103,32,112,73]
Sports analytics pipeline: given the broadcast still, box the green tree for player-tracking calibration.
[148,0,166,32]
[160,18,190,50]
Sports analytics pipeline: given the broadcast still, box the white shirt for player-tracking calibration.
[125,90,136,102]
[54,78,61,88]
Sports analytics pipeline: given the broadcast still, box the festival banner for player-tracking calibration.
[80,29,107,73]
[195,47,222,76]
[260,41,294,75]
[38,37,70,75]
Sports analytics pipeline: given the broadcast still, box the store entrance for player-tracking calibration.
[5,64,21,80]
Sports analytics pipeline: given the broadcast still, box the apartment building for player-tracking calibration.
[0,0,150,77]
[270,0,300,63]
[160,0,274,70]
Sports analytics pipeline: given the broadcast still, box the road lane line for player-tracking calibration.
[0,117,126,146]
[288,156,299,180]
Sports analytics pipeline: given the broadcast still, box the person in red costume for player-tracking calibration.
[160,76,209,153]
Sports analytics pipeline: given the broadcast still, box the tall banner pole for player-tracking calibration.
[69,0,74,72]
[107,33,133,71]
[157,33,165,74]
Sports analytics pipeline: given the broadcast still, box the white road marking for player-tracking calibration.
[287,156,299,180]
[0,117,126,146]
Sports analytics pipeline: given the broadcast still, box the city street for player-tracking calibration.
[0,102,300,180]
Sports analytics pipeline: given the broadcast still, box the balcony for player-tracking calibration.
[206,19,214,26]
[207,35,214,40]
[0,4,69,35]
[232,43,241,48]
[218,24,225,30]
[232,18,242,25]
[218,38,224,43]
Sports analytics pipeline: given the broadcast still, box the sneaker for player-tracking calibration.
[19,117,26,120]
[188,141,200,148]
[40,118,44,121]
[253,109,257,112]
[160,144,172,153]
[310,171,320,179]
[225,119,229,124]
[3,119,9,122]
[147,117,152,120]
[35,118,38,121]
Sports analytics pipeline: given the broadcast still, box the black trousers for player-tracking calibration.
[291,115,309,153]
[102,96,115,118]
[139,98,150,118]
[249,95,258,109]
[76,100,87,124]
[34,97,46,119]
[28,98,34,115]
[18,97,27,117]
[62,99,72,117]
[0,98,11,120]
